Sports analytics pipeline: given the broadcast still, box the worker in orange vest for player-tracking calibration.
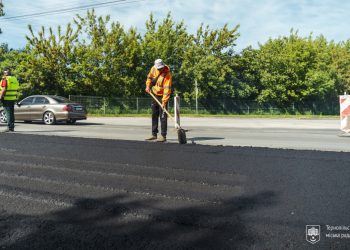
[145,59,172,142]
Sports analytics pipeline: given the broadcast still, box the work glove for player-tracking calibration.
[161,102,166,110]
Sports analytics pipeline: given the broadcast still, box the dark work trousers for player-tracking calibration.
[151,96,168,137]
[3,100,15,130]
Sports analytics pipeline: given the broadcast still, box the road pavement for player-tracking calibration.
[0,117,349,249]
[4,117,350,152]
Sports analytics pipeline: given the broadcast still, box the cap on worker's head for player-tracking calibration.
[154,59,165,69]
[3,67,10,72]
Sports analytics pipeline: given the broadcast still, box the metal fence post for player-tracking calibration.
[195,79,198,114]
[103,97,106,115]
[313,103,316,115]
[136,97,139,113]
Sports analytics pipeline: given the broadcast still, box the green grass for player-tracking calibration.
[87,112,338,119]
[86,106,339,119]
[183,114,338,119]
[85,104,340,119]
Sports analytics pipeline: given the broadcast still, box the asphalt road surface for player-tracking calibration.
[5,117,350,152]
[0,118,349,249]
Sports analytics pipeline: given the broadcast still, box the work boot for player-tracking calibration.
[146,135,157,141]
[157,135,166,142]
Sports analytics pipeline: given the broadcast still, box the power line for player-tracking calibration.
[0,0,146,22]
[1,0,143,21]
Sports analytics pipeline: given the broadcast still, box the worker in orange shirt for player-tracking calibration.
[145,59,172,142]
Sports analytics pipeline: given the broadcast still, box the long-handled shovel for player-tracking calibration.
[149,92,187,144]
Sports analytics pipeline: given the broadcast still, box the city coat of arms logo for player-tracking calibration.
[306,225,321,244]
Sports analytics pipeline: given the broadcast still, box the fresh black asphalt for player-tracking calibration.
[0,133,349,249]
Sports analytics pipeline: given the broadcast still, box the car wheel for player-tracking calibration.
[0,110,7,123]
[43,111,56,125]
[66,119,76,125]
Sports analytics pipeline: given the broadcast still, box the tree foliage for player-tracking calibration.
[1,10,350,111]
[240,31,350,107]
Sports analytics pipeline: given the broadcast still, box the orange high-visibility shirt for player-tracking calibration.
[146,65,172,105]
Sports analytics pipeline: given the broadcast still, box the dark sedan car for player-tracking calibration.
[0,95,87,125]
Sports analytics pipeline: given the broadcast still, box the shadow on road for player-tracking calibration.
[10,121,104,126]
[189,137,225,143]
[1,191,277,250]
[64,122,104,126]
[18,130,76,133]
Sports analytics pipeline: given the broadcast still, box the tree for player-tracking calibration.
[73,10,143,97]
[20,11,240,102]
[249,31,343,108]
[24,9,144,98]
[180,23,240,100]
[230,46,260,99]
[328,40,350,94]
[141,13,193,97]
[10,8,349,116]
[25,22,81,96]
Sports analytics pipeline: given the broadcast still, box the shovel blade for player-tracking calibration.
[177,128,187,144]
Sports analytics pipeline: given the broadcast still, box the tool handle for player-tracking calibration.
[149,92,173,118]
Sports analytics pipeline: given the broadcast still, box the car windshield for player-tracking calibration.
[50,96,71,103]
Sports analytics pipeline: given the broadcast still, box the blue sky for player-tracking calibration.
[1,0,350,52]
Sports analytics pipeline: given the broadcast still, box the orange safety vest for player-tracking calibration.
[146,65,172,105]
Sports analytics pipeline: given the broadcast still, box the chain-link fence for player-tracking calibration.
[68,95,168,115]
[68,95,339,115]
